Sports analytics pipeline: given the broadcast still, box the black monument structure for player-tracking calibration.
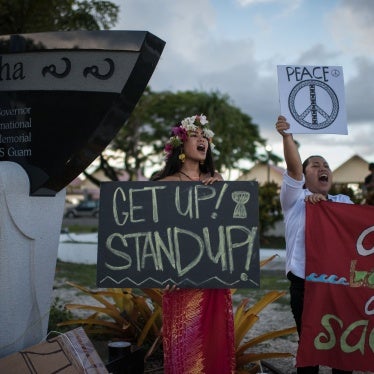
[0,30,165,195]
[0,30,165,360]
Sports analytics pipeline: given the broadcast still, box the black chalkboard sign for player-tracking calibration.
[97,181,260,288]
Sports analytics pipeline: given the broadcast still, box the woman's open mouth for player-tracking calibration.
[197,144,205,152]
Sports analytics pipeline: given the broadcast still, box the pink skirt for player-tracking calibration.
[162,289,235,374]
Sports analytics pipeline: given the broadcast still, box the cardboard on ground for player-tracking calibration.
[0,327,108,374]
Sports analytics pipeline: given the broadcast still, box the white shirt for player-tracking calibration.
[280,171,353,279]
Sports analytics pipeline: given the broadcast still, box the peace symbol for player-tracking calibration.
[288,79,339,130]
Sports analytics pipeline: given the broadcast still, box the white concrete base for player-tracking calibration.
[0,162,66,357]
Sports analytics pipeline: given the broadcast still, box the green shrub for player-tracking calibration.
[48,297,76,337]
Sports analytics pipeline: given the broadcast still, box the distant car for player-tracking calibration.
[64,200,99,218]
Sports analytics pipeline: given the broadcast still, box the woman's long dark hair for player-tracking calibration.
[151,142,216,181]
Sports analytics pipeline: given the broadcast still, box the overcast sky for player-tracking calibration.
[112,0,374,172]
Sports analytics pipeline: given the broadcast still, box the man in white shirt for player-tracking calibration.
[276,115,353,374]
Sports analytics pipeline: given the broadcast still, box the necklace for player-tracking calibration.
[179,170,201,181]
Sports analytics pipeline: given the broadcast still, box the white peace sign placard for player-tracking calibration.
[277,65,347,134]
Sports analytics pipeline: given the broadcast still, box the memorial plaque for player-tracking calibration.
[97,181,260,289]
[0,31,165,196]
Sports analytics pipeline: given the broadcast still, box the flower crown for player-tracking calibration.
[164,114,215,159]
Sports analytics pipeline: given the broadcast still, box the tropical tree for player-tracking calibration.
[0,0,119,34]
[103,88,266,181]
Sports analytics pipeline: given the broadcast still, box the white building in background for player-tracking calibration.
[237,163,285,185]
[332,154,369,185]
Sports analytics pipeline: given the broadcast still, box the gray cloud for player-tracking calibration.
[113,0,374,166]
[345,58,374,124]
[296,44,341,65]
[340,0,374,23]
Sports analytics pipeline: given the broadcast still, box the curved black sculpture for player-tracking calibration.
[0,30,165,196]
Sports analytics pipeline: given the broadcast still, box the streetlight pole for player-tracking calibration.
[265,145,272,183]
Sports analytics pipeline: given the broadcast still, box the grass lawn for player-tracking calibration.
[55,261,97,288]
[53,261,289,305]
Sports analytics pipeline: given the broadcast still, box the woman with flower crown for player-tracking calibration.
[152,114,236,374]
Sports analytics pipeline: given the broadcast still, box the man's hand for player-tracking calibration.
[305,193,328,204]
[275,115,292,137]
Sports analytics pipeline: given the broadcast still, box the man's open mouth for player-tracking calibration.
[319,173,328,182]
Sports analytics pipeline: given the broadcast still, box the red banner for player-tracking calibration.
[297,202,374,371]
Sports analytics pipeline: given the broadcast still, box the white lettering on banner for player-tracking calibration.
[314,314,374,354]
[356,226,374,256]
[365,297,374,316]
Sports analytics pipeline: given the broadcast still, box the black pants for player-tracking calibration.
[287,272,352,374]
